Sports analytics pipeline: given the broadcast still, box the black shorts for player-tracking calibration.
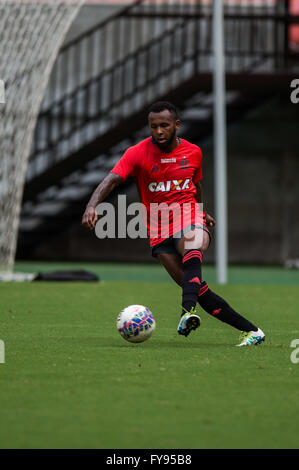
[151,223,211,258]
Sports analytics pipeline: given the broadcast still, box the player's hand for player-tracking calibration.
[205,213,216,228]
[82,206,98,230]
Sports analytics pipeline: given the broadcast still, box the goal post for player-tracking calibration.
[0,0,85,274]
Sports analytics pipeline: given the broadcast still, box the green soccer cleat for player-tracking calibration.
[236,328,265,347]
[177,307,201,337]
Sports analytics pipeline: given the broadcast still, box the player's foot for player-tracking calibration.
[236,328,265,347]
[177,307,201,337]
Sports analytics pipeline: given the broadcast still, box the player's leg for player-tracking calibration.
[176,227,265,343]
[174,227,210,335]
[198,284,265,345]
[155,226,209,289]
[176,227,209,317]
[156,251,201,336]
[157,228,208,336]
[156,243,265,345]
[156,252,183,286]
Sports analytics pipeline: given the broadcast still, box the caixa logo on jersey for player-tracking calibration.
[148,179,190,192]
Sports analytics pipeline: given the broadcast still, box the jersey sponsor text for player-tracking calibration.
[148,178,190,192]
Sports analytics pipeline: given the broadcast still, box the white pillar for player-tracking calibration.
[212,0,228,284]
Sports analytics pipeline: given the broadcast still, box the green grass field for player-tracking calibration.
[0,262,299,449]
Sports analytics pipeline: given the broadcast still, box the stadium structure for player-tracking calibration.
[2,0,299,266]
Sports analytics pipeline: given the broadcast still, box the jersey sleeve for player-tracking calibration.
[192,146,203,183]
[110,146,139,182]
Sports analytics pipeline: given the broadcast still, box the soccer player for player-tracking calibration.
[82,101,265,346]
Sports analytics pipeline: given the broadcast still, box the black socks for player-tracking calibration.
[198,282,258,332]
[182,249,203,314]
[181,249,257,333]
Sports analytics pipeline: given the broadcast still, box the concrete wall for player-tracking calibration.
[201,94,299,264]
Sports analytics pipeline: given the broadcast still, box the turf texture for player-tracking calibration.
[0,264,299,449]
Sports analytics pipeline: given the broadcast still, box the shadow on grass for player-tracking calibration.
[94,337,234,349]
[55,335,277,351]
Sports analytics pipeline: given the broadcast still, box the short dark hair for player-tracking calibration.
[148,101,179,120]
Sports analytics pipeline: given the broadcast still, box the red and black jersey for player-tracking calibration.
[110,137,205,246]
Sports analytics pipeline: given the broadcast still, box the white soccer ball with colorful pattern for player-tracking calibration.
[117,305,156,343]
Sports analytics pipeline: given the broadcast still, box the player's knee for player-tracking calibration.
[178,228,208,255]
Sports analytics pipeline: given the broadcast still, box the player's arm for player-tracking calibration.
[195,181,216,228]
[82,172,122,230]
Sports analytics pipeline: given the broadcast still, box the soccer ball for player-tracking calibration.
[117,305,156,343]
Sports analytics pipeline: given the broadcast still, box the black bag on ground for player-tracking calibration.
[34,270,99,282]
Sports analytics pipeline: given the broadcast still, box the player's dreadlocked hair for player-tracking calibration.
[148,101,179,120]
